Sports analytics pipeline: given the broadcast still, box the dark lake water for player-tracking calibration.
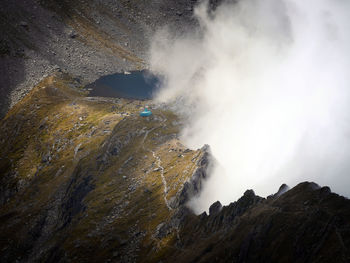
[86,70,161,100]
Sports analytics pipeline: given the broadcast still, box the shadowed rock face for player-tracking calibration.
[165,182,350,263]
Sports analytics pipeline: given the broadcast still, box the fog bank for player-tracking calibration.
[149,0,350,213]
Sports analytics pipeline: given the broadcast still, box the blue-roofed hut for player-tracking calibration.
[140,107,152,117]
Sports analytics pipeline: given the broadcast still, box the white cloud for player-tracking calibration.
[149,0,350,213]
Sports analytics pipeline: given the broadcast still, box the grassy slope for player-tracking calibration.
[0,73,205,262]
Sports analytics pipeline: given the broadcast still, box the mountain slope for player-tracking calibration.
[0,73,350,263]
[1,1,350,262]
[166,182,350,263]
[0,0,196,117]
[0,73,209,262]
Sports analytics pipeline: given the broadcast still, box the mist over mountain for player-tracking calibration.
[150,0,350,212]
[0,0,350,262]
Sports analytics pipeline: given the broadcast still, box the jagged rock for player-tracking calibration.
[164,182,350,263]
[320,186,331,195]
[232,189,263,215]
[276,183,289,197]
[172,145,212,208]
[209,201,222,216]
[267,183,290,199]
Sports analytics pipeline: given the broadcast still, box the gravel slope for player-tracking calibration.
[0,0,197,117]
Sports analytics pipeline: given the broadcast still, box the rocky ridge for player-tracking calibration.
[163,182,350,263]
[0,73,350,263]
[1,0,350,262]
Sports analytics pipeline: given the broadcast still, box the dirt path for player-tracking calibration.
[151,150,172,210]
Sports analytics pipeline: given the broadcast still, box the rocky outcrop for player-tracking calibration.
[96,118,138,169]
[267,183,290,199]
[209,201,222,216]
[171,144,212,209]
[163,182,350,263]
